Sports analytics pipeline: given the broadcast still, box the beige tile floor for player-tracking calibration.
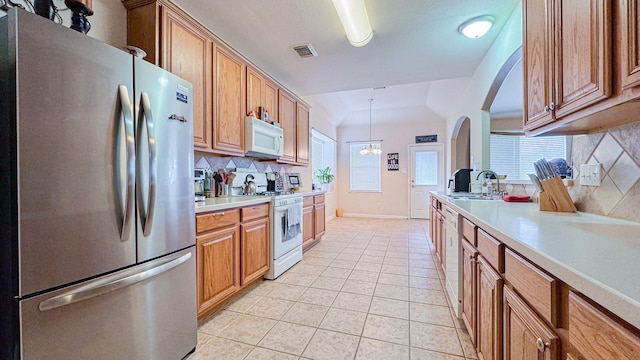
[190,217,478,360]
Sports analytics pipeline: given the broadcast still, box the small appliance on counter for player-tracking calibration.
[194,168,206,202]
[285,173,302,192]
[449,168,472,192]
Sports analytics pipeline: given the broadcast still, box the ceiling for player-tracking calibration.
[173,0,521,124]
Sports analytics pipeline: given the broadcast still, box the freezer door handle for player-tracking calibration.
[118,85,135,242]
[138,92,157,237]
[39,251,192,311]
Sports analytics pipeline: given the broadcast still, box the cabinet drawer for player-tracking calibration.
[241,203,269,222]
[569,291,640,360]
[476,229,504,273]
[505,249,558,326]
[303,196,314,207]
[314,194,325,204]
[462,218,477,246]
[196,209,240,234]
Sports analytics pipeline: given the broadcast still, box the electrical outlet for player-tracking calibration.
[580,164,601,186]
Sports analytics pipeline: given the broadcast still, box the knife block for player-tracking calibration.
[538,177,577,212]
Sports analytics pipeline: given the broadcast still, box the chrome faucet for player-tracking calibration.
[476,170,500,195]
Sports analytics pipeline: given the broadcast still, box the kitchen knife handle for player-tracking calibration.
[139,92,157,237]
[118,85,135,242]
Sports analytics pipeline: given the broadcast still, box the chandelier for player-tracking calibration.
[360,98,382,155]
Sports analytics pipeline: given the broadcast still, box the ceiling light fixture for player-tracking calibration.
[458,15,494,39]
[360,99,382,155]
[331,0,373,47]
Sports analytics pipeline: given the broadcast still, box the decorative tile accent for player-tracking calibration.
[569,120,640,222]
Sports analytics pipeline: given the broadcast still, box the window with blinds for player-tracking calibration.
[490,134,568,180]
[349,142,381,192]
[311,129,336,191]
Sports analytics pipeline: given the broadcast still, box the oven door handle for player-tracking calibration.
[283,208,289,240]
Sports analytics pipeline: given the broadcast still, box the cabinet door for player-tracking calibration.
[246,66,264,118]
[554,0,611,118]
[314,202,326,239]
[264,80,279,123]
[240,217,269,286]
[162,10,212,149]
[477,256,503,360]
[213,44,245,156]
[278,90,297,162]
[461,240,478,345]
[196,225,240,315]
[302,205,314,245]
[523,0,555,130]
[504,286,559,360]
[622,0,640,89]
[296,103,310,165]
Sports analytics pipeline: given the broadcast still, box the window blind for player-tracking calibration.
[490,134,567,180]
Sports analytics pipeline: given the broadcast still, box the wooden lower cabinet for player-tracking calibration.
[461,239,478,345]
[196,203,270,321]
[196,225,239,315]
[240,217,269,286]
[504,286,559,360]
[476,255,503,360]
[302,194,325,251]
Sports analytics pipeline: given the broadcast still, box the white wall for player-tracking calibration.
[445,2,523,177]
[337,106,446,218]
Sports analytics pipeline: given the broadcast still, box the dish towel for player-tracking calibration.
[287,207,301,227]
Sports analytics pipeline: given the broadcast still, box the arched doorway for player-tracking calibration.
[451,116,471,172]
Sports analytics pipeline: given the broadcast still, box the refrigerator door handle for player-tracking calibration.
[138,92,157,237]
[39,251,192,311]
[118,85,135,242]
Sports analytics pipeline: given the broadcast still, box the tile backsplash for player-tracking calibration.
[569,120,640,223]
[194,151,294,178]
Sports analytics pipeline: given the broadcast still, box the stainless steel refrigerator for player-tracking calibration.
[0,9,197,360]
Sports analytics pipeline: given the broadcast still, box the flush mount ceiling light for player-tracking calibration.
[360,99,382,155]
[458,15,494,39]
[331,0,373,47]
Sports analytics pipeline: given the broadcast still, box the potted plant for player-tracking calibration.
[315,166,335,191]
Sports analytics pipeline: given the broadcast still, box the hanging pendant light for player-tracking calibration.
[360,98,382,155]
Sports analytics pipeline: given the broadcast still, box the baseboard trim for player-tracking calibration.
[342,213,409,219]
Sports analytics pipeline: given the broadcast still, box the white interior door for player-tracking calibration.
[409,144,444,219]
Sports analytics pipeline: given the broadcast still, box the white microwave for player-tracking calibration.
[245,117,284,159]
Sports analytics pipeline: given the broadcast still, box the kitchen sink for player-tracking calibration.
[445,193,498,201]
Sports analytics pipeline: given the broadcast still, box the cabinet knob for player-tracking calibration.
[544,105,550,112]
[549,102,556,111]
[536,338,549,352]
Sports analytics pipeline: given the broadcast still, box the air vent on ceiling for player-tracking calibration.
[292,43,318,58]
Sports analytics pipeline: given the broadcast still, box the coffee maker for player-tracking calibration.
[194,168,206,202]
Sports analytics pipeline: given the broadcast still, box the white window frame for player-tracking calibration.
[311,129,336,192]
[349,141,382,192]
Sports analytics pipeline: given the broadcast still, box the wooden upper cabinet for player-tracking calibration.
[553,0,611,119]
[213,43,246,156]
[246,67,279,122]
[278,90,297,163]
[264,80,279,123]
[162,10,212,149]
[296,103,310,165]
[622,0,640,90]
[523,0,612,133]
[523,0,555,130]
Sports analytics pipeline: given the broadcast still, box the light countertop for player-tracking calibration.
[432,192,640,329]
[303,190,326,197]
[195,196,271,214]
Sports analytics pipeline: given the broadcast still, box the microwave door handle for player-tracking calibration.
[118,85,135,242]
[139,92,157,237]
